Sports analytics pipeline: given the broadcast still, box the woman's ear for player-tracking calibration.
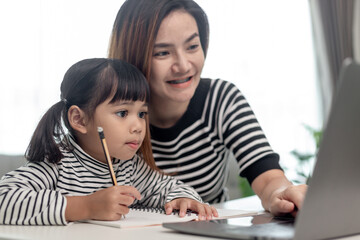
[68,105,88,134]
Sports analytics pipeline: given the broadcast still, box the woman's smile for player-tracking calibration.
[149,10,204,104]
[166,76,193,88]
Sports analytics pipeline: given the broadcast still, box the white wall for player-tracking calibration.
[0,0,320,180]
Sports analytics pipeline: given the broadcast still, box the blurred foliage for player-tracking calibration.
[238,177,255,197]
[290,124,323,184]
[237,124,322,196]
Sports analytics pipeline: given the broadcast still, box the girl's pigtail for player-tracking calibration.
[25,101,69,163]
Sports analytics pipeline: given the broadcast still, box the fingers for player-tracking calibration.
[196,203,217,220]
[269,198,296,216]
[167,198,218,220]
[280,184,307,211]
[109,205,130,220]
[164,198,188,216]
[286,184,307,209]
[269,184,307,217]
[164,202,174,215]
[101,185,140,207]
[116,185,142,201]
[178,200,188,217]
[210,205,219,218]
[196,204,206,220]
[86,185,142,221]
[118,194,136,206]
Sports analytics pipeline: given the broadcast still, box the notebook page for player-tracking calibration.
[82,208,198,228]
[81,208,259,228]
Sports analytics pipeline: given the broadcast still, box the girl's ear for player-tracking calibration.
[68,105,88,134]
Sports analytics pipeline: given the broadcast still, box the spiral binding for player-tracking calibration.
[130,204,196,216]
[130,204,166,214]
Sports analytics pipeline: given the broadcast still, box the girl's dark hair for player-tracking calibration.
[25,58,157,169]
[108,0,209,80]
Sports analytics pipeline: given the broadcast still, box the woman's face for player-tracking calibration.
[149,10,205,104]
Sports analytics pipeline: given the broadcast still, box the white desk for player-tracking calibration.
[0,196,359,240]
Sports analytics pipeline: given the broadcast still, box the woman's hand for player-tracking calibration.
[65,186,141,222]
[251,169,308,217]
[164,198,218,220]
[267,184,307,217]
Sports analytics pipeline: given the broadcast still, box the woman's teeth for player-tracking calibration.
[167,77,191,84]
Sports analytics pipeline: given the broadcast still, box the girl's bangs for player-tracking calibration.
[109,65,150,104]
[92,60,150,109]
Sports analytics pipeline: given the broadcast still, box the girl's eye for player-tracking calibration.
[116,110,128,118]
[138,111,147,119]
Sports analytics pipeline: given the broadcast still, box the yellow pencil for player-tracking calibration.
[97,127,118,186]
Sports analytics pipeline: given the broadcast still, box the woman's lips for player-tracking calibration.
[166,76,192,84]
[166,76,193,88]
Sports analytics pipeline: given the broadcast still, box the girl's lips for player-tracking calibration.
[126,142,140,150]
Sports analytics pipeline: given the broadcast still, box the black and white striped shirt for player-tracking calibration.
[150,78,282,203]
[0,136,202,225]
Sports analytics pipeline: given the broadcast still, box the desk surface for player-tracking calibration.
[0,196,359,240]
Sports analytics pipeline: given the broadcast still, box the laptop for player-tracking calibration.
[163,59,360,240]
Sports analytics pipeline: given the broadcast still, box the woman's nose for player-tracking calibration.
[172,52,191,73]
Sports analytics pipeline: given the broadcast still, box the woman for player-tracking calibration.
[108,0,306,216]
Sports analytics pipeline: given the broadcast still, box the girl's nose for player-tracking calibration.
[130,118,142,134]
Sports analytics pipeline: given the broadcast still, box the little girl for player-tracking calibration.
[0,58,217,225]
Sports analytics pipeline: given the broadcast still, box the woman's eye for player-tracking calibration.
[188,44,199,51]
[154,51,169,57]
[116,110,128,117]
[138,112,147,119]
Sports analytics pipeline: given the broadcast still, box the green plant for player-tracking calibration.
[237,124,322,196]
[290,124,322,184]
[238,177,255,197]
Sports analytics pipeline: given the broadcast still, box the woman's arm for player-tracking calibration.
[216,80,307,215]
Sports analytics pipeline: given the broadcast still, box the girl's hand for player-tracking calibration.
[164,198,218,220]
[66,186,141,222]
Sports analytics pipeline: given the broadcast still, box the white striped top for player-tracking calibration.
[150,78,282,203]
[0,136,202,225]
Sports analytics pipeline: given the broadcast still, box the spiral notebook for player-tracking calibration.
[81,205,258,228]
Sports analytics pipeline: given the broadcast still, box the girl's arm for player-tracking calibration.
[132,155,202,205]
[132,156,217,219]
[65,186,141,222]
[0,162,66,225]
[0,162,142,224]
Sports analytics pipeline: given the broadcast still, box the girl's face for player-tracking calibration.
[149,10,205,104]
[81,99,148,163]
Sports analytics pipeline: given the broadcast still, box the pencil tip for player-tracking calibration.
[97,126,103,132]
